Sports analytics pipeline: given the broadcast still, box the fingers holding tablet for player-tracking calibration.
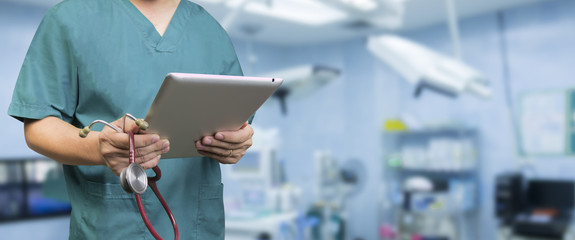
[196,122,254,164]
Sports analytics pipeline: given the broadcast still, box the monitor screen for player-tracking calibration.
[527,180,575,209]
[0,158,71,222]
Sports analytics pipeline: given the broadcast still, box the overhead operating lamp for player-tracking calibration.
[367,0,490,99]
[367,34,491,99]
[263,65,340,115]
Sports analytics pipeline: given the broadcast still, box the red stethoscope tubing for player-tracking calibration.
[129,131,179,240]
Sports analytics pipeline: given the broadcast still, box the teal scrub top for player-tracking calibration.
[8,0,243,239]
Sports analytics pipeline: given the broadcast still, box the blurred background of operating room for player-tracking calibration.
[2,0,575,239]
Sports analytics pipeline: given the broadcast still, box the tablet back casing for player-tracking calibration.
[145,73,283,159]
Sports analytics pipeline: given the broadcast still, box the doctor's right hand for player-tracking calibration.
[98,118,170,176]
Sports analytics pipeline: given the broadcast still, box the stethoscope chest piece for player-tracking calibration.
[120,163,148,194]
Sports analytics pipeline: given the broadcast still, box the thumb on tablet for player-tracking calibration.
[214,122,251,142]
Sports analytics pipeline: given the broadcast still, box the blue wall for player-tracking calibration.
[229,38,392,239]
[228,36,402,239]
[229,0,575,239]
[395,1,575,238]
[2,0,575,239]
[0,2,46,158]
[0,3,70,239]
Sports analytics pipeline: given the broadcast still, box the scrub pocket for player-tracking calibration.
[197,183,225,240]
[69,180,152,239]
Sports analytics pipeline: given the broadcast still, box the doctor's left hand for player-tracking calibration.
[196,121,253,164]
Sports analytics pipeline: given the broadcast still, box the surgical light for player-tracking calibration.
[367,34,491,99]
[263,65,340,115]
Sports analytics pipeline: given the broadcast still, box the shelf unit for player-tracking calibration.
[379,128,481,240]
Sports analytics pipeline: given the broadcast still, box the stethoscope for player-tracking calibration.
[79,113,179,240]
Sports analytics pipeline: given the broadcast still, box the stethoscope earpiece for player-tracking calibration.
[78,114,147,138]
[79,127,91,138]
[135,119,149,131]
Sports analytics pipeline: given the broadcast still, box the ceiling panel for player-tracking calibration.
[198,0,550,45]
[1,0,551,45]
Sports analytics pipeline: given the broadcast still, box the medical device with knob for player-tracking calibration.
[79,113,179,240]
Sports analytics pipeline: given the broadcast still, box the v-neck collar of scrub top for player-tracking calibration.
[119,0,186,53]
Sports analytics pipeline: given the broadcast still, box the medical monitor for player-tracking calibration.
[527,180,575,210]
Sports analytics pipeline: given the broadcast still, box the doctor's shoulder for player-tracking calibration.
[183,1,229,33]
[36,0,112,31]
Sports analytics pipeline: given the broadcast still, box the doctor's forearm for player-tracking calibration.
[24,117,105,166]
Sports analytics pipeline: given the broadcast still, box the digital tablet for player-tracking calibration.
[144,73,283,159]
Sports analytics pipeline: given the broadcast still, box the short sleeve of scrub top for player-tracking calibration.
[8,0,243,239]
